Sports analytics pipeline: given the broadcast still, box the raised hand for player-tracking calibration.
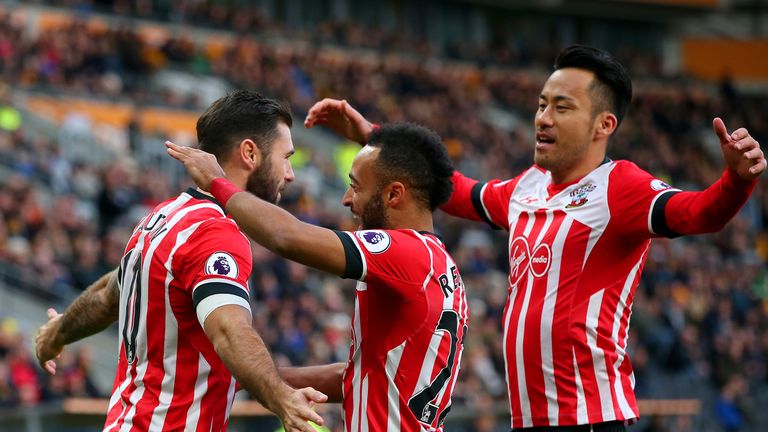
[713,117,766,181]
[165,141,226,191]
[35,308,64,375]
[304,98,374,145]
[275,387,328,432]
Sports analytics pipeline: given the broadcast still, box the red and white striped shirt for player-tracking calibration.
[105,189,253,432]
[443,160,684,428]
[334,229,469,432]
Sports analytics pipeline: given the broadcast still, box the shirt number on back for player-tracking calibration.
[119,248,143,364]
[407,310,466,427]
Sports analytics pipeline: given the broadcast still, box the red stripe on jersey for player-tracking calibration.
[519,211,555,424]
[162,285,202,431]
[552,220,591,426]
[504,212,530,428]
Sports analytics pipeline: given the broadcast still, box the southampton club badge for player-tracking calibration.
[565,183,597,209]
[205,252,239,278]
[356,230,391,254]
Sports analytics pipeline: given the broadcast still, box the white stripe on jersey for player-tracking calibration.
[415,232,435,291]
[541,216,572,424]
[360,375,370,432]
[224,377,237,424]
[103,377,131,431]
[478,183,496,224]
[386,341,406,432]
[184,354,210,431]
[611,246,647,420]
[573,349,588,424]
[119,360,149,431]
[514,214,537,427]
[586,288,615,422]
[351,309,363,432]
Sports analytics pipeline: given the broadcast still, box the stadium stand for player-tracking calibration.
[0,1,766,431]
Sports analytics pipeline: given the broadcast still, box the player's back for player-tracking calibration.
[336,229,469,432]
[104,188,253,432]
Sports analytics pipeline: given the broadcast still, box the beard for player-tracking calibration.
[359,191,389,230]
[245,157,281,204]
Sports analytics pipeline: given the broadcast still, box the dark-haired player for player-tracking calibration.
[303,45,765,431]
[36,91,326,432]
[166,122,469,432]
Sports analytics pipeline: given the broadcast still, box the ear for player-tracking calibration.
[239,139,261,169]
[383,181,406,207]
[594,112,618,140]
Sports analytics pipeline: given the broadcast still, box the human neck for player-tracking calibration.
[387,207,435,233]
[550,151,607,185]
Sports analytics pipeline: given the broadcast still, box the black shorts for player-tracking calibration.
[512,420,627,432]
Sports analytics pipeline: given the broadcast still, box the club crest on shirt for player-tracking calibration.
[565,183,596,208]
[356,230,391,254]
[650,179,673,191]
[205,252,238,278]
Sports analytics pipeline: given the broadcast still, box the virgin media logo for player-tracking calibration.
[509,236,552,286]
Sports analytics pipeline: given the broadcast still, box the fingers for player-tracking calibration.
[47,308,59,319]
[305,411,324,427]
[301,387,328,404]
[44,360,57,375]
[743,147,763,160]
[712,117,731,145]
[730,127,748,141]
[165,141,186,161]
[304,98,344,127]
[750,158,767,175]
[732,136,758,152]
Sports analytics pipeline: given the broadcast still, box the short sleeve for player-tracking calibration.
[607,161,681,238]
[175,218,253,326]
[334,229,428,297]
[478,177,523,231]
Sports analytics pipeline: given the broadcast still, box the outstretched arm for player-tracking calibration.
[165,142,348,278]
[304,98,502,225]
[35,269,120,374]
[663,118,764,235]
[204,305,327,432]
[280,363,345,403]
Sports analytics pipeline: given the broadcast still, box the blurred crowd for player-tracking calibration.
[0,316,101,407]
[0,3,767,431]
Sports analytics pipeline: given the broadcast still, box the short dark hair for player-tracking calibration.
[196,90,293,161]
[367,123,454,211]
[554,45,632,127]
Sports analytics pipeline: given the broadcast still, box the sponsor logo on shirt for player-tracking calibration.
[356,230,391,254]
[205,252,239,278]
[650,179,673,191]
[509,236,552,285]
[565,183,596,208]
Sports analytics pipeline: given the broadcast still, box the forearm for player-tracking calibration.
[218,186,346,276]
[212,321,291,412]
[226,191,306,256]
[665,168,757,235]
[55,270,120,346]
[280,363,345,403]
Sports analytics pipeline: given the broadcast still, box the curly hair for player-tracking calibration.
[367,123,454,210]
